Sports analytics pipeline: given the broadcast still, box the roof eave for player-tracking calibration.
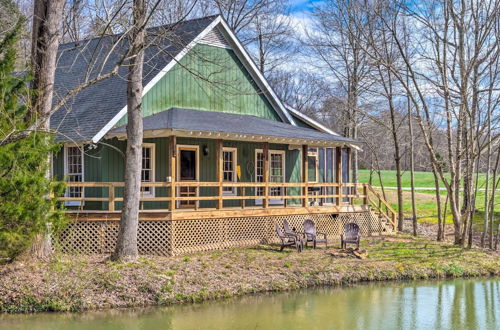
[106,127,361,148]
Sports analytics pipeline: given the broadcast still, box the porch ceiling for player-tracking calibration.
[108,108,362,147]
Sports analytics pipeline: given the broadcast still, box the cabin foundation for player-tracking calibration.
[57,209,391,256]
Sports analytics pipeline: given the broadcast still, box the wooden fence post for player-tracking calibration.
[302,145,308,207]
[216,139,223,209]
[263,142,269,208]
[169,136,176,211]
[108,183,115,211]
[336,147,342,206]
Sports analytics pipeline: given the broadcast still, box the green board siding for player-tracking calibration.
[53,137,305,210]
[117,44,281,127]
[52,149,64,181]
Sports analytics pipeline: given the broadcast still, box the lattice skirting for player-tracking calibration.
[57,211,390,256]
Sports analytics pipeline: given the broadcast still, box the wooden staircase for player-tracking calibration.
[363,184,398,232]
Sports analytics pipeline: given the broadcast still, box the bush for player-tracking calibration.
[0,19,66,259]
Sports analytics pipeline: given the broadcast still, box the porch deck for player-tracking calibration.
[57,181,398,255]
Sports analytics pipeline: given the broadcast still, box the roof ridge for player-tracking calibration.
[58,14,220,48]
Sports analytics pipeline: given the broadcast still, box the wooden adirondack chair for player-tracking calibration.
[283,219,305,248]
[275,223,302,252]
[302,219,327,249]
[341,222,360,249]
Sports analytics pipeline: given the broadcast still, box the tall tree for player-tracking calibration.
[112,0,147,262]
[0,17,65,260]
[28,0,65,258]
[355,0,500,244]
[308,0,371,185]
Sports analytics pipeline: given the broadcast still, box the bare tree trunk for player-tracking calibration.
[490,147,500,249]
[431,162,444,241]
[442,191,449,241]
[112,0,146,262]
[28,0,65,260]
[408,111,417,236]
[481,134,491,247]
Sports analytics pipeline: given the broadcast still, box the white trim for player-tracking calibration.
[222,147,237,196]
[217,19,296,126]
[254,148,286,205]
[141,143,156,198]
[91,17,224,143]
[198,39,232,49]
[176,145,200,208]
[286,105,338,135]
[198,26,232,49]
[63,143,85,207]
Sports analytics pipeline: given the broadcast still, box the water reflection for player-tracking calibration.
[1,279,498,330]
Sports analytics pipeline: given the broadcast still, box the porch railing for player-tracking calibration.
[58,181,369,211]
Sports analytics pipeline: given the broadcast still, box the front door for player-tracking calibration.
[177,145,199,208]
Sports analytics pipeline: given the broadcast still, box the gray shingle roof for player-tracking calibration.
[110,108,360,144]
[50,15,218,142]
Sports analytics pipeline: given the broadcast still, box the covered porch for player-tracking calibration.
[55,109,397,255]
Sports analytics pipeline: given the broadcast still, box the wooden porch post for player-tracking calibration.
[108,183,115,211]
[168,136,176,211]
[336,147,342,206]
[348,147,352,204]
[302,145,308,207]
[263,142,269,208]
[363,184,368,205]
[216,139,223,209]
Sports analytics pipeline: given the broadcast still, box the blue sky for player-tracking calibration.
[289,0,323,13]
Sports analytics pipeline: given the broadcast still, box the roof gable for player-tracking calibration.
[116,42,283,126]
[50,16,219,142]
[50,15,297,143]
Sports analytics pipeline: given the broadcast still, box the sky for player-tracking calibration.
[289,0,324,13]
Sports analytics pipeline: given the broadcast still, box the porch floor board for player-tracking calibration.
[66,205,370,221]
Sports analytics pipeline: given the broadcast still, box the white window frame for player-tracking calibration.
[141,143,156,198]
[222,147,237,196]
[255,149,286,205]
[63,144,84,207]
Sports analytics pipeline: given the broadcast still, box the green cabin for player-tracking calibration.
[50,15,393,256]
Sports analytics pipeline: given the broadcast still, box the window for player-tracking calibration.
[255,151,265,196]
[255,149,285,203]
[269,152,285,196]
[307,148,318,183]
[223,148,237,195]
[141,144,155,197]
[64,145,84,206]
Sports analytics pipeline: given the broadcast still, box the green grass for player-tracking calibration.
[358,170,500,228]
[359,169,491,189]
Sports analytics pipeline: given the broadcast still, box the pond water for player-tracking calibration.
[1,278,498,330]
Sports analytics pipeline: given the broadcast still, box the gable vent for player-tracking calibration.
[198,26,231,49]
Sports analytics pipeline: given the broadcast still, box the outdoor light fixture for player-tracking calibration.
[203,145,209,156]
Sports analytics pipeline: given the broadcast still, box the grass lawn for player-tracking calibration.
[0,235,498,313]
[358,170,500,229]
[358,169,492,189]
